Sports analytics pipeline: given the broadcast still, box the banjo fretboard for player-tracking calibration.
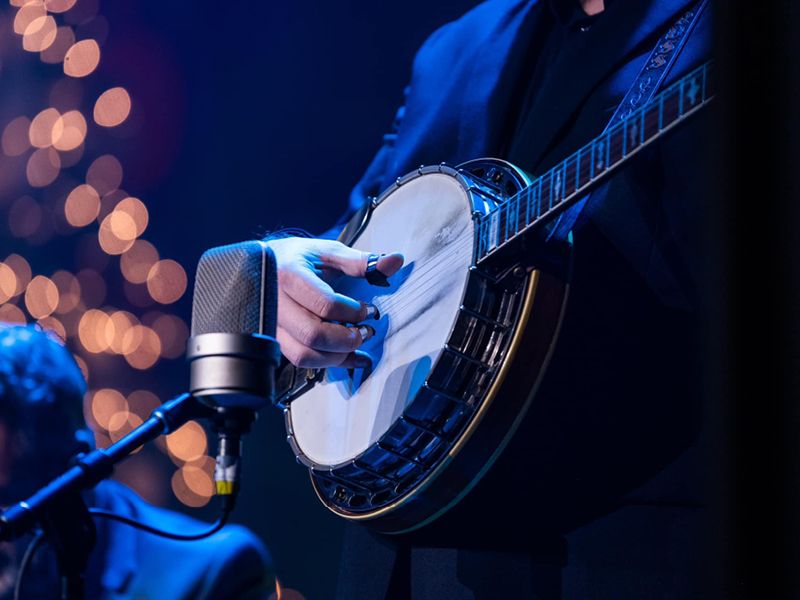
[476,60,714,262]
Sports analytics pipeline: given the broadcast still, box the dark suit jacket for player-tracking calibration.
[83,481,273,600]
[334,1,715,598]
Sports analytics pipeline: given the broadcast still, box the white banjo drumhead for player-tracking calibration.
[289,173,475,467]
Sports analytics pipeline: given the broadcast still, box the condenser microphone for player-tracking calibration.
[186,240,281,498]
[187,240,281,409]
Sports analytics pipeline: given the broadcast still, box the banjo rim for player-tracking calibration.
[309,267,546,526]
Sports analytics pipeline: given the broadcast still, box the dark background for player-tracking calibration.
[2,1,800,598]
[0,1,481,598]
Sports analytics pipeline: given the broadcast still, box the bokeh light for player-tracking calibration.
[127,390,161,420]
[25,275,59,319]
[86,154,123,195]
[52,270,81,313]
[2,116,32,156]
[52,109,87,151]
[166,421,207,463]
[64,183,100,227]
[29,107,60,148]
[90,388,128,430]
[0,304,26,324]
[146,260,187,304]
[13,3,46,35]
[44,0,78,13]
[0,264,17,304]
[122,324,161,369]
[63,38,100,78]
[22,15,57,53]
[37,315,66,340]
[98,211,136,254]
[120,240,159,284]
[78,308,113,353]
[26,147,61,187]
[149,313,189,359]
[170,467,211,508]
[114,197,148,237]
[94,87,131,127]
[4,254,32,297]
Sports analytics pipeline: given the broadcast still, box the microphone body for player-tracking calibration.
[186,240,281,497]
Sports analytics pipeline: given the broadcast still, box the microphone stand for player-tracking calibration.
[0,392,215,600]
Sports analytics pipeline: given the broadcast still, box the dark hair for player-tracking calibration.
[0,324,88,497]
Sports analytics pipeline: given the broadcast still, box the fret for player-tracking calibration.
[560,160,567,203]
[510,195,520,238]
[548,169,555,211]
[535,177,543,219]
[622,119,627,157]
[524,186,531,228]
[575,147,581,190]
[605,130,611,170]
[639,108,645,145]
[489,208,499,250]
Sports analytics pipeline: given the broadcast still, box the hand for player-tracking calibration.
[265,237,403,368]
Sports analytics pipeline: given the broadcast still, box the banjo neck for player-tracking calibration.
[476,60,714,263]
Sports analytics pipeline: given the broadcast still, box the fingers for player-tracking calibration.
[278,326,373,369]
[316,240,404,280]
[280,264,367,323]
[279,293,374,353]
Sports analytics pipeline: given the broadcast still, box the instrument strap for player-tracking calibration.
[545,0,709,243]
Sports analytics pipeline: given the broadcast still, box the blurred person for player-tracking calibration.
[0,323,273,599]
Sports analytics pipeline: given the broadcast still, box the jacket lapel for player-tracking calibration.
[509,0,695,171]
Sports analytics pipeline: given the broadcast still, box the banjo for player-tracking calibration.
[275,61,713,533]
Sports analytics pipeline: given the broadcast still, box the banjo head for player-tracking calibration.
[288,171,475,467]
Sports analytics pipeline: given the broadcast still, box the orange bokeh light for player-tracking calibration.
[5,255,31,297]
[150,313,189,359]
[0,304,26,325]
[13,3,46,35]
[22,15,57,53]
[107,310,138,354]
[63,39,100,78]
[29,108,60,148]
[26,147,61,187]
[2,116,32,157]
[37,315,66,340]
[120,240,159,284]
[147,260,187,305]
[98,212,135,255]
[64,183,101,227]
[115,197,148,238]
[0,264,17,304]
[86,154,123,196]
[94,87,131,128]
[52,109,87,151]
[122,325,161,369]
[171,468,211,508]
[78,308,113,353]
[45,0,78,13]
[51,270,81,313]
[166,420,207,463]
[25,275,59,319]
[90,389,128,430]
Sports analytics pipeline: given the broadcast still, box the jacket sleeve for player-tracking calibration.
[320,89,409,240]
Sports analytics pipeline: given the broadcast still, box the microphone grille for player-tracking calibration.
[191,241,277,337]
